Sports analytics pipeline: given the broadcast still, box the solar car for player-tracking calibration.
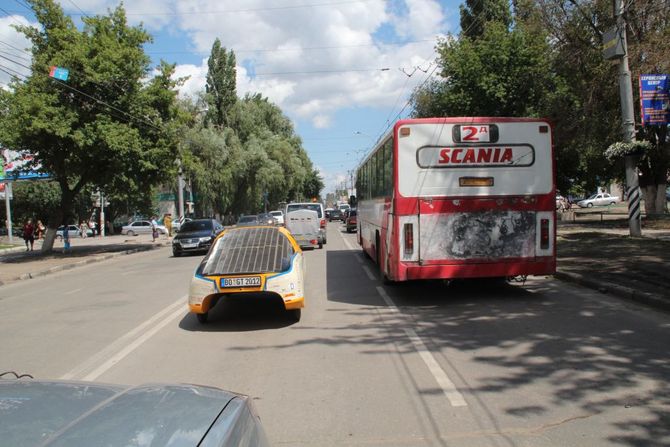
[189,226,305,323]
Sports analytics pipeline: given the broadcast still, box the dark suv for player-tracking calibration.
[172,219,223,256]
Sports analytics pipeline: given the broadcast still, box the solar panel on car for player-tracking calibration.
[202,227,294,275]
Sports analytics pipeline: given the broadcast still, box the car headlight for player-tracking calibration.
[172,239,179,245]
[199,237,211,243]
[189,275,217,305]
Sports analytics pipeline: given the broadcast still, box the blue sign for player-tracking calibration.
[1,149,51,181]
[639,74,669,126]
[49,66,69,81]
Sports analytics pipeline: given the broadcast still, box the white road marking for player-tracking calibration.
[362,265,377,280]
[339,229,468,407]
[63,288,82,295]
[61,296,186,380]
[341,235,356,251]
[376,286,468,407]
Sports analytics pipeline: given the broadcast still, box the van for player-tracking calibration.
[285,202,326,245]
[285,209,321,249]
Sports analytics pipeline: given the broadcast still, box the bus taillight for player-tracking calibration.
[540,219,550,249]
[404,223,414,254]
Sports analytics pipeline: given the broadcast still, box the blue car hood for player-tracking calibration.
[0,380,241,446]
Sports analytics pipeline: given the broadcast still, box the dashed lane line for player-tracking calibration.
[61,296,186,381]
[336,229,468,408]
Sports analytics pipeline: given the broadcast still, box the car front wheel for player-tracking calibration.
[587,203,593,208]
[127,230,135,236]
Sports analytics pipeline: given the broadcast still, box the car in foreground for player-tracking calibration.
[189,226,305,323]
[345,208,358,233]
[0,377,269,446]
[172,219,224,257]
[121,220,167,236]
[285,202,326,245]
[269,210,284,225]
[236,215,259,227]
[577,193,620,208]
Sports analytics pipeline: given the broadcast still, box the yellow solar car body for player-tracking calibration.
[188,226,304,322]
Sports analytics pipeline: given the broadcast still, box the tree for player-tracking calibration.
[0,0,181,251]
[204,38,237,128]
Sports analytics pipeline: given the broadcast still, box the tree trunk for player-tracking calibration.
[41,187,75,253]
[642,184,668,215]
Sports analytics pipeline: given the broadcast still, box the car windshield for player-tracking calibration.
[270,211,282,217]
[180,220,212,232]
[587,194,598,200]
[238,216,257,223]
[286,204,322,217]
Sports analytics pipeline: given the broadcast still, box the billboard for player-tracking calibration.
[639,74,670,126]
[1,148,50,181]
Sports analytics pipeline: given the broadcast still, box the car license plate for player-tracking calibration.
[220,276,261,288]
[181,243,198,248]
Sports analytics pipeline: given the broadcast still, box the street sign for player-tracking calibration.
[0,183,12,200]
[602,26,625,60]
[1,148,50,181]
[639,74,670,126]
[49,66,69,81]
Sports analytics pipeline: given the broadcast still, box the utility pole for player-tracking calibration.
[177,160,185,220]
[614,0,642,237]
[4,182,12,244]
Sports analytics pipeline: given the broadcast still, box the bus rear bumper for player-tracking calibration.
[398,258,556,281]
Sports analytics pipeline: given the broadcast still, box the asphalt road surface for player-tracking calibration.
[1,225,668,446]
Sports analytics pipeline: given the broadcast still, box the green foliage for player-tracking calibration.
[411,0,669,198]
[204,38,237,128]
[4,181,61,224]
[605,141,652,160]
[0,0,181,248]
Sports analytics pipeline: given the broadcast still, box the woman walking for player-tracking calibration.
[22,218,35,251]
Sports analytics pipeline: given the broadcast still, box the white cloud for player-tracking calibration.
[0,16,34,88]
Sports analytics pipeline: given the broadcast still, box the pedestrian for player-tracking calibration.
[22,218,35,251]
[88,219,96,237]
[151,216,159,242]
[80,221,88,238]
[36,220,45,239]
[164,213,172,237]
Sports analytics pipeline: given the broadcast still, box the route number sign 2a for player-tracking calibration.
[452,124,499,144]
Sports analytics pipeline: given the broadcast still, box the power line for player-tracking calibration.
[66,0,89,17]
[80,0,376,16]
[12,0,32,13]
[146,39,436,56]
[254,67,390,76]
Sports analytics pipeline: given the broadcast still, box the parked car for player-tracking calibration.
[56,225,93,239]
[172,218,224,257]
[0,378,270,446]
[577,193,620,208]
[189,225,305,323]
[329,208,343,222]
[269,210,284,225]
[345,208,358,233]
[121,220,168,236]
[236,215,259,227]
[285,202,326,245]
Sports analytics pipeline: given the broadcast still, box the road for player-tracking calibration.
[1,225,668,446]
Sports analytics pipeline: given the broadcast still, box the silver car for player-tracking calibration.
[121,220,168,236]
[0,378,270,446]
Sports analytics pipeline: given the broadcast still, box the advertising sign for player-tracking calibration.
[639,74,670,126]
[1,148,50,181]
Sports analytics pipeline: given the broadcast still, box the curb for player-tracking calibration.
[0,246,28,256]
[1,243,168,286]
[554,270,670,313]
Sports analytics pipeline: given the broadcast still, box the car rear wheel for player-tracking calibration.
[173,250,180,257]
[196,312,208,324]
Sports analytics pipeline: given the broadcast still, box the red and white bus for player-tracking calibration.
[355,117,556,282]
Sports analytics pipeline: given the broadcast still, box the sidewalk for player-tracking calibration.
[556,218,670,311]
[0,233,171,286]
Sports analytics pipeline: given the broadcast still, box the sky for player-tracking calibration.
[0,0,461,194]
